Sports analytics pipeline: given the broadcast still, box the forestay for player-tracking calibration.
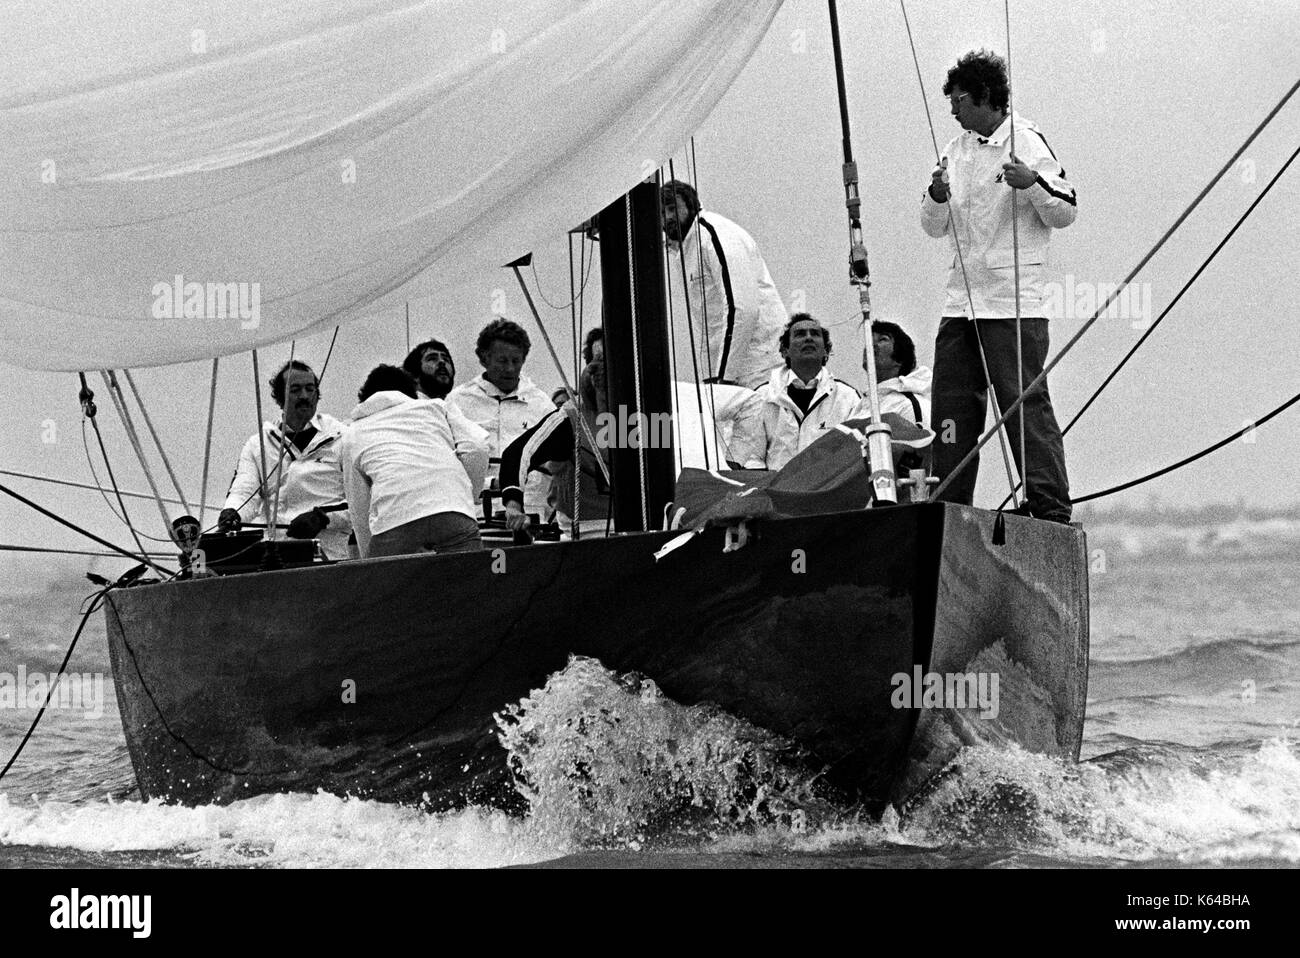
[0,0,783,371]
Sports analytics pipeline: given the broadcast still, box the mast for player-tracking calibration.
[827,0,897,504]
[597,178,675,532]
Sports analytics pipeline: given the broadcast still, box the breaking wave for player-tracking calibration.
[3,657,1297,867]
[495,655,842,849]
[899,738,1300,863]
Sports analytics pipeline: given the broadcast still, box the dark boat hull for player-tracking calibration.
[103,503,1087,814]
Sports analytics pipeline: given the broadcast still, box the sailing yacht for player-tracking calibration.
[1,0,1090,814]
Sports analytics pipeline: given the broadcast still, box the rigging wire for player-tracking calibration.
[660,182,689,472]
[897,0,1023,505]
[0,587,108,784]
[0,468,209,509]
[122,369,193,517]
[530,239,598,312]
[568,232,582,536]
[80,420,174,543]
[101,371,176,542]
[1072,385,1300,505]
[267,341,300,538]
[250,350,275,537]
[1004,0,1028,505]
[317,326,342,385]
[932,75,1300,502]
[76,375,170,570]
[0,544,173,557]
[626,198,650,530]
[198,357,220,529]
[668,157,713,472]
[996,141,1300,510]
[0,481,174,575]
[1067,143,1300,439]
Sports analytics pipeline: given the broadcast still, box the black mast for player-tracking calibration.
[597,178,675,532]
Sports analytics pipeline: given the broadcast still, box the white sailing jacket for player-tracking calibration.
[675,210,788,389]
[745,367,862,470]
[339,392,488,558]
[446,372,555,514]
[856,366,933,428]
[921,112,1077,318]
[223,413,352,559]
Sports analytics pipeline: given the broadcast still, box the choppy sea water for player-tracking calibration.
[1,521,1298,869]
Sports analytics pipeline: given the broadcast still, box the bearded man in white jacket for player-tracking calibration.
[661,180,788,390]
[340,365,489,559]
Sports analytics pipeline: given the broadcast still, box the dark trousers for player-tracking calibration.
[931,317,1071,521]
[368,512,483,558]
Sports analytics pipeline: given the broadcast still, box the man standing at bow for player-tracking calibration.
[921,49,1076,523]
[661,180,788,390]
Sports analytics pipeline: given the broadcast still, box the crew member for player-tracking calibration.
[661,180,788,389]
[446,318,555,516]
[742,314,861,470]
[500,357,612,540]
[339,365,488,558]
[401,338,457,400]
[219,360,352,559]
[859,321,932,428]
[921,48,1075,522]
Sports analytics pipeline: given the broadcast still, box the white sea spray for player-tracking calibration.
[495,655,833,849]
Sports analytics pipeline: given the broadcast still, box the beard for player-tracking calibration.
[419,371,452,399]
[662,209,696,244]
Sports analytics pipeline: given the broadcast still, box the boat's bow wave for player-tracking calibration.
[495,655,843,848]
[3,723,1296,866]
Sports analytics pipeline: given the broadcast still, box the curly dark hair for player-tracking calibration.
[582,327,604,364]
[402,338,454,381]
[661,179,701,216]
[357,364,417,402]
[778,313,831,353]
[943,49,1009,112]
[475,317,530,359]
[871,321,917,376]
[269,360,317,407]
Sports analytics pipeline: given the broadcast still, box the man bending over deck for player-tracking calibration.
[339,365,488,558]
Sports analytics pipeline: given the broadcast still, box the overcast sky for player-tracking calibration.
[3,0,1299,570]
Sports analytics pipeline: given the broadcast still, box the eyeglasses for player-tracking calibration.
[948,92,970,108]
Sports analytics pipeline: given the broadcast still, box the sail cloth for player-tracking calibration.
[673,413,936,529]
[0,0,784,371]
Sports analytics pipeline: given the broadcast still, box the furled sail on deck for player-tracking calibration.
[0,0,783,371]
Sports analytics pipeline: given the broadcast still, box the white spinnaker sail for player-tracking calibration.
[0,0,783,371]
